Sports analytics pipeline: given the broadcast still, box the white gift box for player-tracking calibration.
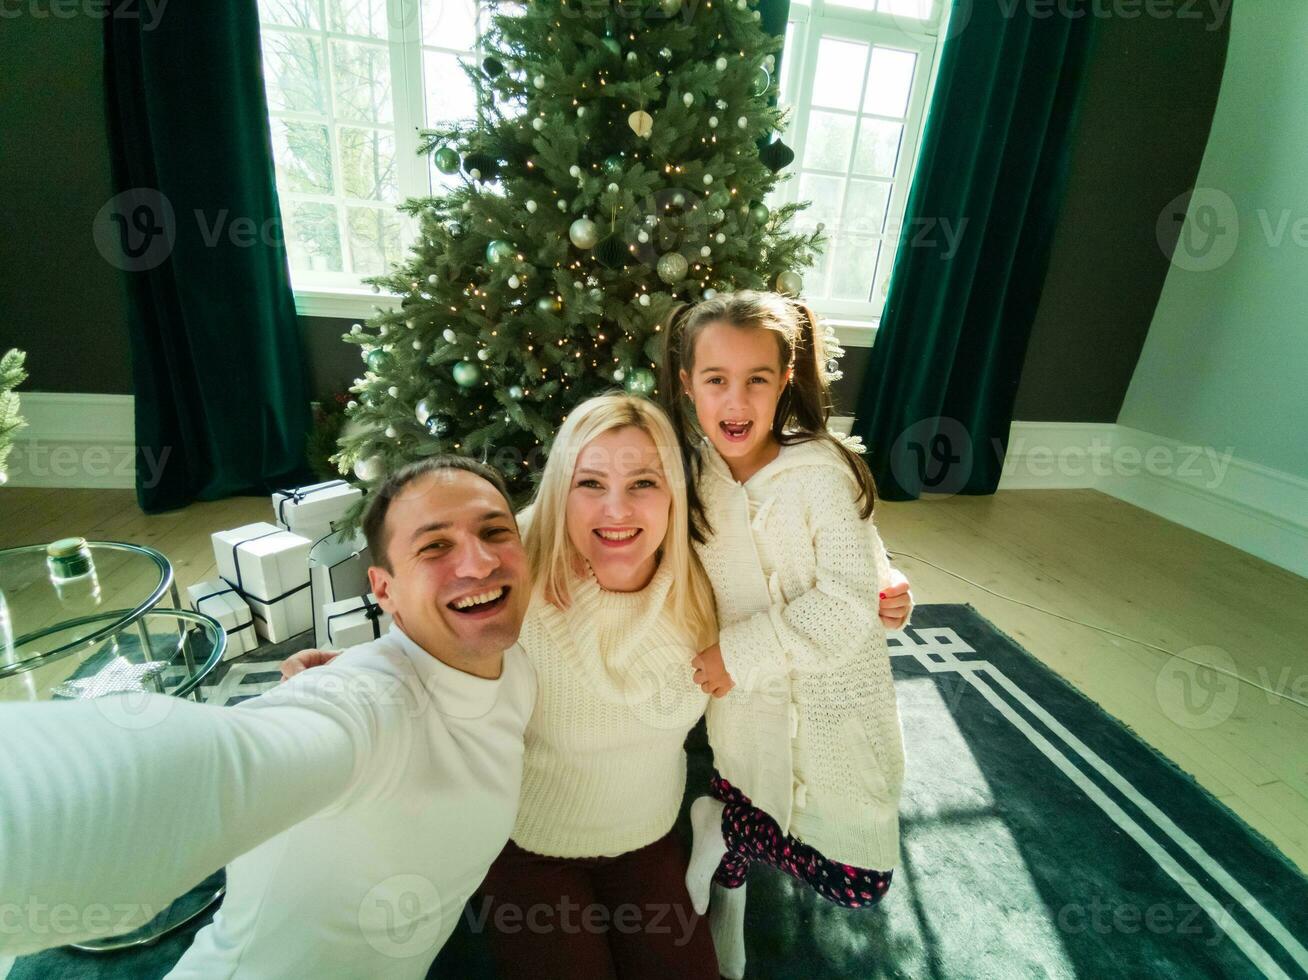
[323,593,392,651]
[308,530,374,648]
[271,480,363,544]
[211,522,313,642]
[186,580,258,660]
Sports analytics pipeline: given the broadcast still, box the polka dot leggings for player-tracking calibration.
[708,771,893,909]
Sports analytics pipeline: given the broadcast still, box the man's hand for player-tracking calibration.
[691,644,735,699]
[280,648,341,683]
[878,568,913,631]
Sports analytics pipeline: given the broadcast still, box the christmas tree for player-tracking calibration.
[333,0,823,500]
[0,348,28,487]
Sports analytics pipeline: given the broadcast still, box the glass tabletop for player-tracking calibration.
[0,540,175,675]
[0,607,226,704]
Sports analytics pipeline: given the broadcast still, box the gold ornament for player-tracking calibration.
[628,110,654,139]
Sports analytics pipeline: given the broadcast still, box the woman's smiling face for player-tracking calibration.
[565,425,672,593]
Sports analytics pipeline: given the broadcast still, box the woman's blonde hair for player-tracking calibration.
[523,392,718,649]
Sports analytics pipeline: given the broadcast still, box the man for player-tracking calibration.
[0,456,535,977]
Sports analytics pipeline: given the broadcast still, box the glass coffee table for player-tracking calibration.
[0,540,230,950]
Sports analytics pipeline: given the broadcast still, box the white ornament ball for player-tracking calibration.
[715,56,728,71]
[569,164,581,178]
[385,425,397,438]
[764,55,775,71]
[477,348,490,361]
[704,287,718,299]
[577,106,586,118]
[752,9,760,18]
[387,386,399,398]
[608,182,619,193]
[534,74,546,89]
[443,328,457,343]
[626,51,637,63]
[672,192,685,206]
[638,293,651,306]
[637,230,649,243]
[613,368,625,381]
[558,199,568,211]
[709,116,718,128]
[532,117,545,132]
[703,173,713,185]
[569,217,600,249]
[700,245,712,257]
[682,92,694,107]
[347,400,357,410]
[508,275,521,289]
[738,116,749,129]
[354,455,384,482]
[526,199,537,213]
[350,323,362,334]
[413,340,421,349]
[716,233,726,243]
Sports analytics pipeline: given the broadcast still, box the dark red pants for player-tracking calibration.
[475,832,718,980]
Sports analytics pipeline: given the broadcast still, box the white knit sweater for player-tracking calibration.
[511,557,709,858]
[693,435,906,871]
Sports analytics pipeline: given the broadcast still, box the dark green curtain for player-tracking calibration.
[104,3,313,512]
[852,0,1097,499]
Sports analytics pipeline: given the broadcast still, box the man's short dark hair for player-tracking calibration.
[362,455,514,571]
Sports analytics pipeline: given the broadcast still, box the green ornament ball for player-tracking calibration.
[486,239,514,265]
[752,66,772,97]
[508,385,524,401]
[624,367,656,396]
[434,146,460,175]
[659,0,682,15]
[776,270,803,296]
[365,349,391,373]
[602,155,624,178]
[452,361,481,387]
[426,414,451,436]
[656,251,688,284]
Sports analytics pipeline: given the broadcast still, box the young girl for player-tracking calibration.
[658,290,908,979]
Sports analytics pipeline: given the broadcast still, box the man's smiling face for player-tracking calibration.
[368,468,530,677]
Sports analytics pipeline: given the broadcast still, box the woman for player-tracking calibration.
[286,393,721,977]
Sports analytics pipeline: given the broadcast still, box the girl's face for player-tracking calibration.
[680,321,792,468]
[565,426,672,593]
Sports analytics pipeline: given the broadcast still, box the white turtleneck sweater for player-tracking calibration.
[511,558,709,858]
[0,625,535,977]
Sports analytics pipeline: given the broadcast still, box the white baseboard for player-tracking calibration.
[998,421,1308,579]
[5,393,136,490]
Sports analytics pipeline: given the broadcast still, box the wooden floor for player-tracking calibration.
[2,485,1306,872]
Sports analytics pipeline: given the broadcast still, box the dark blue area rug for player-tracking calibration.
[8,606,1306,978]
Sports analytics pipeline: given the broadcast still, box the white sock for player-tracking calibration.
[685,796,727,916]
[708,881,747,980]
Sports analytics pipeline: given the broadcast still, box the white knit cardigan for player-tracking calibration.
[693,434,906,871]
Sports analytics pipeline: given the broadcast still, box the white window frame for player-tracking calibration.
[260,1,483,316]
[769,0,949,347]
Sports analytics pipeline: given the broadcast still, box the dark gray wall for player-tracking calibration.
[4,5,1230,426]
[0,9,133,393]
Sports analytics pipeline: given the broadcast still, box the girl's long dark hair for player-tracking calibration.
[656,290,877,544]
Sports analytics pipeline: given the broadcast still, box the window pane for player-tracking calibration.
[339,126,398,201]
[794,173,845,297]
[829,236,880,302]
[844,179,891,236]
[422,0,478,50]
[272,120,334,194]
[262,31,326,115]
[285,200,343,273]
[851,118,903,178]
[258,0,321,29]
[778,21,796,108]
[327,0,390,38]
[827,0,876,10]
[801,111,856,173]
[863,46,916,118]
[424,50,478,124]
[331,39,393,124]
[347,205,404,274]
[879,0,933,19]
[810,38,866,113]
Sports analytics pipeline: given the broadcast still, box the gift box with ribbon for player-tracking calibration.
[271,480,363,544]
[211,522,313,643]
[186,579,258,660]
[309,530,374,648]
[323,592,392,651]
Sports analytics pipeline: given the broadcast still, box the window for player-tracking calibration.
[768,0,947,328]
[259,0,946,322]
[256,0,485,308]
